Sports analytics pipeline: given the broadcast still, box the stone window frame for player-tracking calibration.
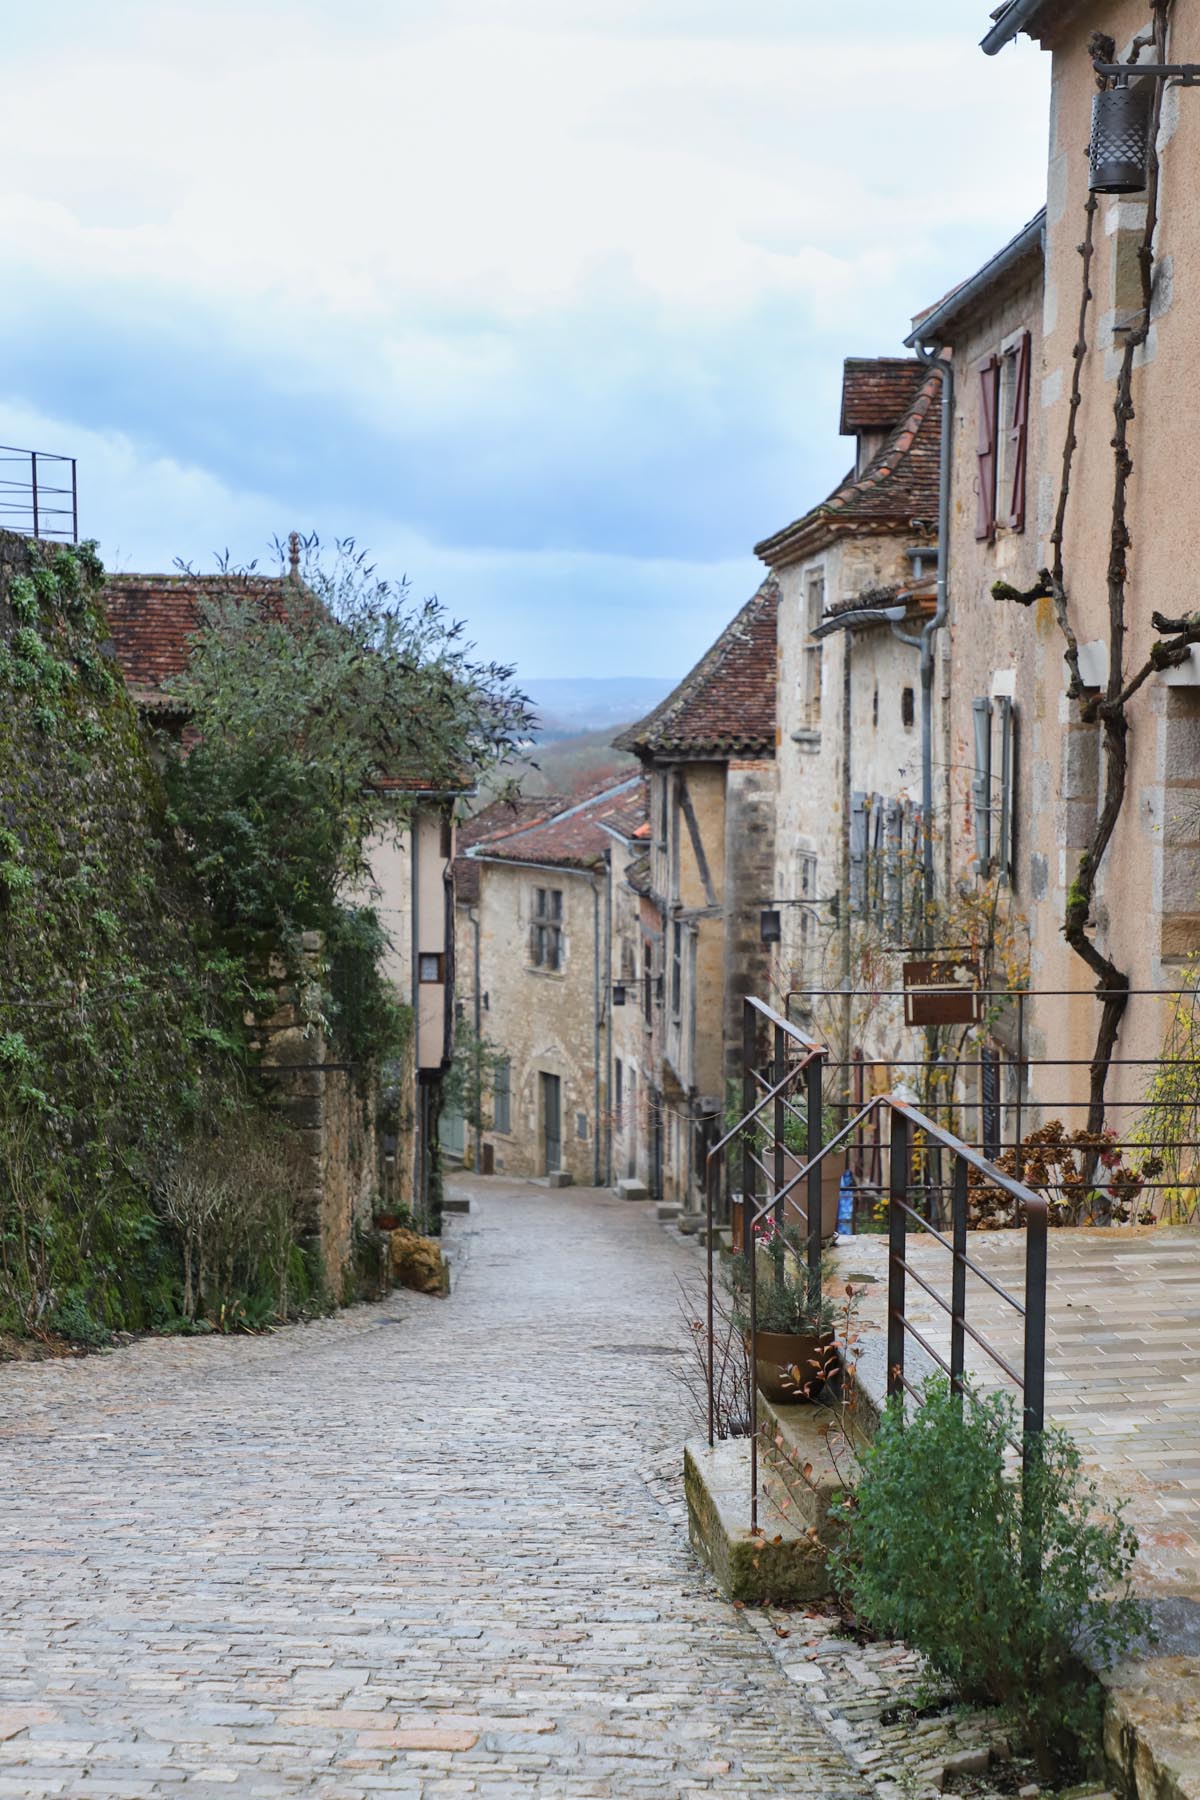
[531,885,564,971]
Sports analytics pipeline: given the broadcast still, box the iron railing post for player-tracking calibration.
[1022,1199,1048,1455]
[30,452,39,540]
[1022,1197,1048,1581]
[773,1023,786,1273]
[706,1146,715,1448]
[70,458,78,544]
[806,1053,823,1278]
[950,1153,968,1399]
[741,999,757,1266]
[887,1108,911,1401]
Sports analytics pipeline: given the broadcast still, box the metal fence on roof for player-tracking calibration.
[0,446,78,542]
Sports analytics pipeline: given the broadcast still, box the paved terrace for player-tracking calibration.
[0,1178,871,1800]
[837,1224,1200,1796]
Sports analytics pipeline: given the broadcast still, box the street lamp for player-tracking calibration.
[1089,59,1200,195]
[759,895,841,945]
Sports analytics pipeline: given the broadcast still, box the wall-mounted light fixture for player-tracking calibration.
[611,982,627,1007]
[1090,59,1200,195]
[758,894,841,945]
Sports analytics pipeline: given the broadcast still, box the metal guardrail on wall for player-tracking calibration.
[705,998,1049,1544]
[0,446,78,542]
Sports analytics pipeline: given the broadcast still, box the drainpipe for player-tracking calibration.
[592,875,602,1188]
[467,904,482,1171]
[840,637,853,1102]
[603,848,614,1189]
[411,815,423,1218]
[891,347,953,947]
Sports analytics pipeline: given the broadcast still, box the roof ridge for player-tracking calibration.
[613,577,777,757]
[754,367,942,567]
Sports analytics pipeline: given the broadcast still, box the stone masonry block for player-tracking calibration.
[1163,790,1200,847]
[1165,716,1200,783]
[1161,848,1200,917]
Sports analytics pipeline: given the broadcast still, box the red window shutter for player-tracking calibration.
[975,355,1000,542]
[1007,331,1031,532]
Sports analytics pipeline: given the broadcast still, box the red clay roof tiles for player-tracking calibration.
[612,578,777,761]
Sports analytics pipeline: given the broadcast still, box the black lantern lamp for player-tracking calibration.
[1089,77,1153,194]
[759,909,782,945]
[611,982,627,1007]
[1089,56,1200,196]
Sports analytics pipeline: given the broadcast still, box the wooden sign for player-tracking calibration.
[902,958,982,1027]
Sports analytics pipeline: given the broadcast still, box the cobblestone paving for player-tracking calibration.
[0,1178,873,1799]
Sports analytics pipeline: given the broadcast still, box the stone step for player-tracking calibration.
[617,1178,649,1201]
[656,1202,681,1223]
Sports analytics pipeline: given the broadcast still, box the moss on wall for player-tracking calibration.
[0,530,244,1337]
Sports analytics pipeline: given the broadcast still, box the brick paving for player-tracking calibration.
[0,1178,872,1799]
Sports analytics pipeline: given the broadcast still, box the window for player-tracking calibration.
[418,952,444,983]
[492,1058,511,1135]
[972,696,1017,883]
[642,942,654,1021]
[671,921,683,1017]
[615,1058,624,1131]
[976,333,1031,541]
[531,887,563,969]
[801,572,825,728]
[576,1111,589,1141]
[901,686,915,729]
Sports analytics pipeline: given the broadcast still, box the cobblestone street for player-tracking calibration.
[0,1179,871,1799]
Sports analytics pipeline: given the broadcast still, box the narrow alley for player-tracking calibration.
[0,1181,870,1799]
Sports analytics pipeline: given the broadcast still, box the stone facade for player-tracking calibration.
[253,939,380,1298]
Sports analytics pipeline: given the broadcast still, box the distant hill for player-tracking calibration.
[524,676,675,742]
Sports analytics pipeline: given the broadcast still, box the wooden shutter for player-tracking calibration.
[975,355,1000,542]
[996,697,1016,885]
[883,798,903,938]
[972,698,993,873]
[850,791,868,915]
[1006,333,1031,531]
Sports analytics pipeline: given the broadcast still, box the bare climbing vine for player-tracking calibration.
[994,2,1200,1149]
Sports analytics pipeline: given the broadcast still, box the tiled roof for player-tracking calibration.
[454,795,562,904]
[104,570,468,793]
[612,578,777,760]
[467,776,646,874]
[103,572,292,711]
[839,359,925,434]
[754,366,942,569]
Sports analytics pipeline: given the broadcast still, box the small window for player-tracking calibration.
[872,687,879,728]
[576,1111,589,1141]
[531,887,564,970]
[901,687,915,728]
[492,1058,511,1135]
[418,952,444,983]
[615,1058,624,1131]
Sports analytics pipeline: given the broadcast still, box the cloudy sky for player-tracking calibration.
[2,1,1048,681]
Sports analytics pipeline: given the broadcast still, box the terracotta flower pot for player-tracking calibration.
[746,1328,838,1405]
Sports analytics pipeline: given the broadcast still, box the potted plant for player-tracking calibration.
[728,1228,838,1404]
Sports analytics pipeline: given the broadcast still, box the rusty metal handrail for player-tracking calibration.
[705,1005,1050,1554]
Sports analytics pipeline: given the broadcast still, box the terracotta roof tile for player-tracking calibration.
[103,572,292,709]
[839,358,925,434]
[755,365,942,568]
[612,578,777,760]
[454,795,563,903]
[466,777,646,874]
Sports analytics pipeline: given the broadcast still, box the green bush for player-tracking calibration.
[834,1380,1149,1781]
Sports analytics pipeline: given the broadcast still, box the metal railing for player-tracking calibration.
[793,983,1200,1223]
[706,996,1049,1543]
[0,446,78,542]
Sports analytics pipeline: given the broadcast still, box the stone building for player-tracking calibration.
[102,568,457,1231]
[615,583,777,1220]
[962,0,1200,1135]
[754,360,942,1087]
[459,776,646,1186]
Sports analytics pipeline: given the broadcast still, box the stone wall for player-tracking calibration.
[253,938,380,1298]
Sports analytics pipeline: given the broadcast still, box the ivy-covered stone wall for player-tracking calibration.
[0,529,239,1339]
